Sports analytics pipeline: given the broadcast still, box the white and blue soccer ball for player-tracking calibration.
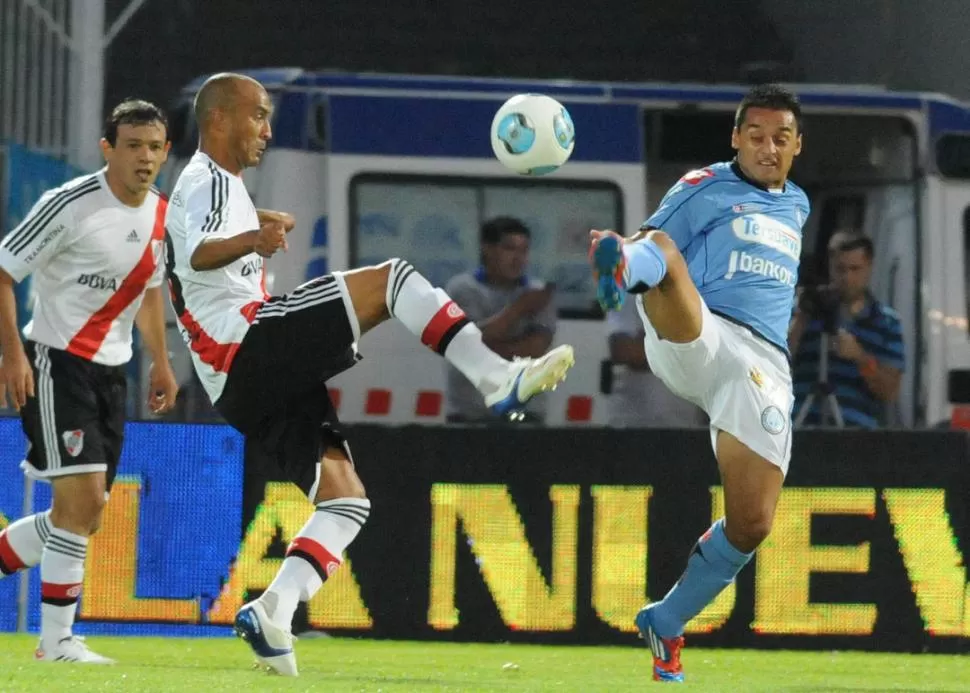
[490,94,575,176]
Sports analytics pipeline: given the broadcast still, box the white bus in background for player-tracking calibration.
[159,68,970,429]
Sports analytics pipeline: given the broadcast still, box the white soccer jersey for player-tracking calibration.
[0,169,166,366]
[164,151,268,403]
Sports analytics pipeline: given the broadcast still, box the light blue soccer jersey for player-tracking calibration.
[643,161,810,354]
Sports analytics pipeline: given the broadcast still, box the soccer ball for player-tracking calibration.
[490,94,575,176]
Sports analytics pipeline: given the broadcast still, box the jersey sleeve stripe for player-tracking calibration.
[201,164,229,235]
[2,179,100,256]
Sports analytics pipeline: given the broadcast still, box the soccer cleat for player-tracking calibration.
[34,635,115,664]
[485,344,575,418]
[234,600,298,677]
[635,605,685,683]
[589,231,627,311]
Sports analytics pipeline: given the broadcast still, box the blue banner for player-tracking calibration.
[1,144,85,331]
[0,418,243,637]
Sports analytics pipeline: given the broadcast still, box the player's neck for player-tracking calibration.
[200,141,243,176]
[732,159,786,192]
[103,169,149,208]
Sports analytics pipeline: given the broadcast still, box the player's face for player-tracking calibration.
[484,232,529,283]
[731,107,802,188]
[830,247,872,302]
[101,121,170,202]
[229,83,273,168]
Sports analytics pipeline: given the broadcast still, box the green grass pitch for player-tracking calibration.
[0,634,967,692]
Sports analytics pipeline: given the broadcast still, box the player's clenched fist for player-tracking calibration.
[254,219,288,257]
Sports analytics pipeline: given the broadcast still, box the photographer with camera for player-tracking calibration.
[789,232,904,428]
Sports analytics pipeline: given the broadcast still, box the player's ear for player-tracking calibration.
[99,137,112,161]
[794,133,803,157]
[730,127,740,151]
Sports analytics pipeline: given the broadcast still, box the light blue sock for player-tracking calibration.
[622,238,667,293]
[650,518,753,638]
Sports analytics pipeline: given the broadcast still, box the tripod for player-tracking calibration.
[794,331,844,428]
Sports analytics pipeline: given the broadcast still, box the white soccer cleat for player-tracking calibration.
[234,599,298,677]
[485,344,576,418]
[34,636,115,664]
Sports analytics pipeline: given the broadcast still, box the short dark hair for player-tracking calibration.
[832,233,874,260]
[734,84,803,133]
[103,99,168,146]
[481,216,530,245]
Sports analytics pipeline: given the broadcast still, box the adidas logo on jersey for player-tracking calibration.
[126,230,140,242]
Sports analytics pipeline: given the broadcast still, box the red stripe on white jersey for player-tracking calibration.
[177,307,242,374]
[65,196,167,361]
[259,266,270,300]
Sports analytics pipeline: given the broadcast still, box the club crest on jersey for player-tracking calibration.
[680,168,714,185]
[62,430,84,457]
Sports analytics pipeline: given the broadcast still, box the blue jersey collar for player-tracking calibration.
[731,159,787,193]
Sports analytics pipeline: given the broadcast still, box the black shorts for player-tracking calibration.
[20,341,126,488]
[216,275,360,497]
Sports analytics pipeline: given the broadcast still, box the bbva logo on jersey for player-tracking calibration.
[731,214,801,260]
[77,273,118,291]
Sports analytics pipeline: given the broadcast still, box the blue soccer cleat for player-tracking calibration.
[235,600,298,676]
[635,604,685,683]
[589,231,627,311]
[485,344,575,419]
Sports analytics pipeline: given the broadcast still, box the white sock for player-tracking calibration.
[0,510,52,576]
[384,258,509,394]
[261,497,371,627]
[40,527,87,644]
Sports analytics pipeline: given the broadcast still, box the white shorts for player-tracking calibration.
[636,298,794,475]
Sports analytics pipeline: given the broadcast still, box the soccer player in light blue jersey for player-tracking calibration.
[590,84,809,683]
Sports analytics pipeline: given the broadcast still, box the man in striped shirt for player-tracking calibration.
[0,100,178,663]
[789,232,904,428]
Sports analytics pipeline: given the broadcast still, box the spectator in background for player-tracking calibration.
[789,232,904,428]
[445,217,556,423]
[605,297,707,428]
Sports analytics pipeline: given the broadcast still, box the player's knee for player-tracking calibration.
[50,489,106,536]
[728,510,773,552]
[339,261,394,331]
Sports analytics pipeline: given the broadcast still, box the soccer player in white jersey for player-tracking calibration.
[0,100,179,664]
[165,73,574,676]
[590,85,808,682]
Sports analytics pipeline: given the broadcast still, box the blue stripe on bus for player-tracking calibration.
[328,95,642,162]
